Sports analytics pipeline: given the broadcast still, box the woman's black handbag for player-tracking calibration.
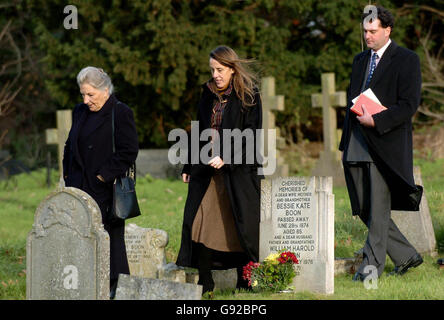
[110,105,141,221]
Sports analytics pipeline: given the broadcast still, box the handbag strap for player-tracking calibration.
[112,105,116,153]
[112,103,137,184]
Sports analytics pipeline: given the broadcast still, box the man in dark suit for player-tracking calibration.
[339,6,424,281]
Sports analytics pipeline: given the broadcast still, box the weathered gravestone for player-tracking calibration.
[392,166,436,256]
[124,223,186,282]
[261,77,289,178]
[125,223,237,289]
[115,274,202,300]
[136,149,182,179]
[45,110,72,179]
[260,176,334,294]
[311,73,346,186]
[26,187,109,300]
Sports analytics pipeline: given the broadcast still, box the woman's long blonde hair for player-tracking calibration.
[209,46,258,107]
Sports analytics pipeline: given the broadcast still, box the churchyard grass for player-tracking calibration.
[0,169,58,299]
[1,157,444,300]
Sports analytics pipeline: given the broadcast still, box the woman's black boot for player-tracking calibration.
[197,244,215,294]
[110,278,118,300]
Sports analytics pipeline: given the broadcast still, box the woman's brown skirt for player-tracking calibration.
[191,171,243,253]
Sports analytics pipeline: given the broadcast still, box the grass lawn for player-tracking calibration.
[1,156,444,300]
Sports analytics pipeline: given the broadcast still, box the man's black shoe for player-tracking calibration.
[392,253,423,276]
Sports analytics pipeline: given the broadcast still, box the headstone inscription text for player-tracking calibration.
[260,176,334,294]
[124,224,169,279]
[267,178,315,273]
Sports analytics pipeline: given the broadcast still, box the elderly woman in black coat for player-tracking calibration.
[63,66,138,299]
[176,46,263,294]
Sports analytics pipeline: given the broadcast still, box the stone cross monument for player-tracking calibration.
[261,77,288,178]
[45,110,72,180]
[311,73,346,185]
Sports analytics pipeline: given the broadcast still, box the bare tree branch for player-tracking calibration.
[402,4,444,121]
[397,4,444,19]
[418,104,444,121]
[0,19,22,119]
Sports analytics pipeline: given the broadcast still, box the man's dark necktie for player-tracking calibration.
[365,52,378,89]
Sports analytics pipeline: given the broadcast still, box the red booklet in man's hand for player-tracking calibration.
[350,93,387,116]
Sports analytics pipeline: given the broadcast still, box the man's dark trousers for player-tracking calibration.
[344,161,418,276]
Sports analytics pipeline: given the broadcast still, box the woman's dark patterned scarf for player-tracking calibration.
[207,81,233,132]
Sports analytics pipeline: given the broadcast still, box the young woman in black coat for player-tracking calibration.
[62,66,138,299]
[176,46,263,294]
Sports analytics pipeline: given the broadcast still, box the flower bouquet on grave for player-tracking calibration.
[242,251,299,293]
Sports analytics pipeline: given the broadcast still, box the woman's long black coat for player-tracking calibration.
[176,84,263,268]
[62,94,139,222]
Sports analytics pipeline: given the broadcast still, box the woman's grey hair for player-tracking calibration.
[76,66,114,94]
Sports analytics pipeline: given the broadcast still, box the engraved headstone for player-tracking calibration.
[124,223,186,282]
[115,274,202,300]
[26,187,109,300]
[124,223,168,279]
[260,176,334,294]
